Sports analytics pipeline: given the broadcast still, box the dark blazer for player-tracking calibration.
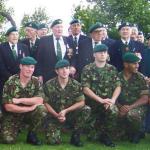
[102,38,115,51]
[0,42,29,97]
[67,34,89,67]
[75,37,95,76]
[109,39,144,71]
[36,35,70,82]
[21,38,40,60]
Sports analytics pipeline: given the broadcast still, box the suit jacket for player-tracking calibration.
[75,37,95,75]
[36,35,70,82]
[0,42,29,93]
[21,38,40,60]
[67,34,89,67]
[109,39,144,71]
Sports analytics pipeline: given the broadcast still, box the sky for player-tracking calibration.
[6,0,87,34]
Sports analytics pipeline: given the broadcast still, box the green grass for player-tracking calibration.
[0,132,150,150]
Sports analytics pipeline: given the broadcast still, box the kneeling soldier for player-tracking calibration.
[81,44,121,147]
[1,57,46,145]
[117,52,149,143]
[43,59,91,147]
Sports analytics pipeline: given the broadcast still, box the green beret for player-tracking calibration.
[70,19,81,25]
[89,22,104,33]
[122,52,140,63]
[51,19,62,28]
[25,22,38,29]
[55,59,70,69]
[20,56,37,65]
[38,23,48,30]
[5,26,18,36]
[93,44,108,53]
[118,22,131,31]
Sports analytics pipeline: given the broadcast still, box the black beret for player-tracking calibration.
[93,44,108,53]
[55,59,70,69]
[122,52,140,63]
[89,22,104,33]
[25,22,38,29]
[5,26,18,36]
[118,22,131,31]
[70,19,81,25]
[20,56,37,65]
[146,33,150,40]
[51,19,62,28]
[138,31,144,35]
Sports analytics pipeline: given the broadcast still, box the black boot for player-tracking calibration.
[70,131,83,147]
[131,131,145,144]
[26,132,42,145]
[99,133,116,147]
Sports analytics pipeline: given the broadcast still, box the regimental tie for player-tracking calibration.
[124,41,129,52]
[74,36,78,49]
[94,41,98,48]
[56,38,62,60]
[11,44,17,60]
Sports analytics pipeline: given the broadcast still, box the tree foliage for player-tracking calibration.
[0,0,15,42]
[20,7,51,38]
[73,0,150,36]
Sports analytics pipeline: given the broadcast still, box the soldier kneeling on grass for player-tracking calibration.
[117,52,149,143]
[43,59,91,147]
[0,57,47,145]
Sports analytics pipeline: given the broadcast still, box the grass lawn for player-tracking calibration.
[0,131,150,150]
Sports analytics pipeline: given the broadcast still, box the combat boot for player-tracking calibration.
[131,131,145,144]
[26,131,42,145]
[70,131,83,147]
[99,133,116,147]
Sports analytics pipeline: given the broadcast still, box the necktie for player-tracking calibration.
[124,41,129,52]
[11,44,17,60]
[56,38,62,60]
[94,41,98,48]
[74,36,78,48]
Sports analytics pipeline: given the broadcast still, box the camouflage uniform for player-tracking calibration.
[1,74,46,143]
[81,62,121,140]
[43,77,91,144]
[117,71,149,138]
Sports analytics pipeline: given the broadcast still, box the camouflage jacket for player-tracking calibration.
[2,74,44,104]
[81,63,121,98]
[43,77,85,112]
[118,71,149,105]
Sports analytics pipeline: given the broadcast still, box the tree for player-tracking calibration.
[73,0,150,37]
[0,0,15,42]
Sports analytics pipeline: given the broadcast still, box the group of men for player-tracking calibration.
[0,18,150,147]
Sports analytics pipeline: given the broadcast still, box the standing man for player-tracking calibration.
[0,26,29,108]
[76,22,104,79]
[110,22,144,71]
[67,19,89,77]
[1,56,46,145]
[21,22,40,59]
[117,52,149,143]
[36,19,74,83]
[81,44,121,147]
[43,59,90,146]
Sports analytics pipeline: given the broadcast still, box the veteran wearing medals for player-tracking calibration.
[109,22,144,71]
[0,26,29,109]
[36,19,74,83]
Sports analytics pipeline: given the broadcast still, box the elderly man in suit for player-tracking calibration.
[36,19,74,83]
[0,26,29,110]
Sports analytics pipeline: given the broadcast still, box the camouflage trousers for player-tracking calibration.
[87,104,119,141]
[0,105,47,144]
[117,105,146,140]
[45,105,91,145]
